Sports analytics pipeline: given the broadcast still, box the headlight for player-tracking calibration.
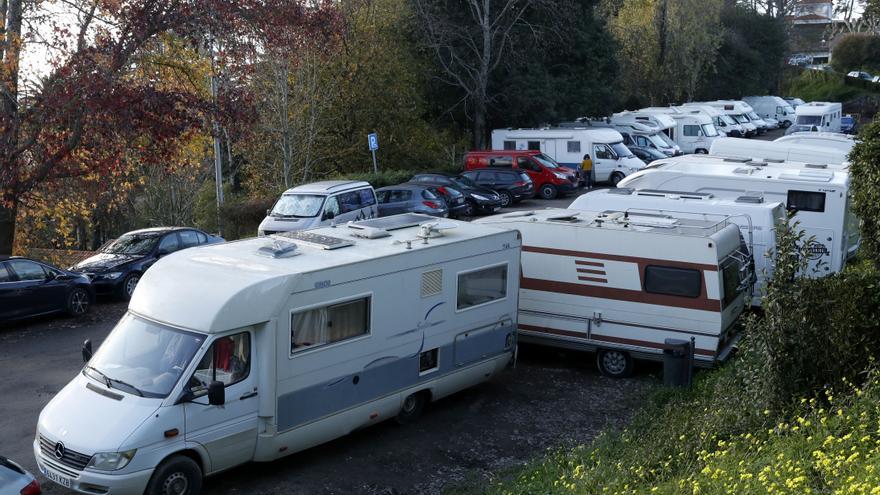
[103,272,123,280]
[87,449,137,471]
[553,172,567,180]
[471,194,489,201]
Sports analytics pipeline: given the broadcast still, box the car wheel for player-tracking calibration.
[695,148,708,154]
[597,349,634,378]
[396,391,428,425]
[539,184,558,200]
[781,121,791,128]
[121,273,141,300]
[610,172,625,186]
[145,455,203,495]
[463,201,476,217]
[498,191,513,208]
[67,288,90,317]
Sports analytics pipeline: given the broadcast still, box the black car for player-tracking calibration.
[71,227,224,299]
[0,256,93,323]
[460,168,535,207]
[410,173,503,216]
[628,145,668,164]
[424,183,469,218]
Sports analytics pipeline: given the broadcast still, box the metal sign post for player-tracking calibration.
[368,132,379,173]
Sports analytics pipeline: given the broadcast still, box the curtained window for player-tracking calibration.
[291,296,371,354]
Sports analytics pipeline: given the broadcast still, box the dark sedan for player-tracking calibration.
[0,256,93,323]
[460,168,534,207]
[70,227,224,300]
[410,173,503,216]
[376,183,449,217]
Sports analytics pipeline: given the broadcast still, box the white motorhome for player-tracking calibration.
[775,132,857,154]
[710,137,850,166]
[699,101,759,137]
[618,156,859,275]
[35,214,521,495]
[678,104,747,138]
[742,96,796,127]
[491,128,646,185]
[569,188,786,306]
[611,111,676,135]
[635,107,720,154]
[795,102,842,133]
[612,122,683,156]
[475,208,750,377]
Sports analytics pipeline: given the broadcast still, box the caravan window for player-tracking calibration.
[567,141,581,153]
[721,260,742,307]
[291,296,371,353]
[787,190,825,212]
[683,125,701,137]
[503,140,516,150]
[644,265,701,298]
[527,141,541,151]
[457,264,508,310]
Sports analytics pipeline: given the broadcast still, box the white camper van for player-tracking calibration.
[490,128,646,185]
[699,101,759,137]
[610,111,676,136]
[742,96,796,127]
[636,107,720,154]
[475,208,750,377]
[258,181,378,236]
[618,156,859,275]
[678,104,747,138]
[569,188,786,306]
[775,132,857,154]
[613,122,683,156]
[710,137,850,166]
[35,214,521,495]
[794,102,842,133]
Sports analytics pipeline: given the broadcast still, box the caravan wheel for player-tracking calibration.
[396,392,427,425]
[597,349,633,378]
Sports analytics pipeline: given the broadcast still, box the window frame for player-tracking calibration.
[503,140,516,150]
[289,292,373,357]
[189,330,252,396]
[455,262,509,313]
[7,259,49,281]
[786,190,826,213]
[566,141,581,153]
[683,124,701,137]
[0,262,12,283]
[158,233,181,253]
[643,265,702,299]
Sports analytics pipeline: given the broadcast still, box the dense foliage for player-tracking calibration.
[849,119,880,266]
[831,33,880,74]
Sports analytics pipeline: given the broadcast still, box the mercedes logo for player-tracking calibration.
[54,442,65,460]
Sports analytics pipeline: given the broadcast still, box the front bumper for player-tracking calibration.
[34,440,152,495]
[512,187,535,201]
[85,277,124,295]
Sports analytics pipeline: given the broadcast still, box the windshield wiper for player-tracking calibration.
[84,365,112,388]
[106,376,145,397]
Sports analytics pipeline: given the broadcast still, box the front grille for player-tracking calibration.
[39,434,92,471]
[41,457,81,478]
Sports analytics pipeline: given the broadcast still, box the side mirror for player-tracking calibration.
[323,210,336,221]
[82,339,93,363]
[208,381,225,406]
[266,209,272,217]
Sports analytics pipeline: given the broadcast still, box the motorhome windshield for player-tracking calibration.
[658,132,677,148]
[83,313,205,398]
[733,114,750,124]
[647,134,672,149]
[532,153,560,168]
[748,112,761,120]
[721,115,738,126]
[610,142,634,158]
[797,115,822,126]
[702,124,719,137]
[271,194,326,218]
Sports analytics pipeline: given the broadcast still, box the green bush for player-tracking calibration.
[849,118,880,267]
[831,33,880,74]
[783,70,863,102]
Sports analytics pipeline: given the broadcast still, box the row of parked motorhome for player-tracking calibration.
[34,109,859,495]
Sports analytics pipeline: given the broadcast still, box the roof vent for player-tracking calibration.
[747,160,768,167]
[347,223,391,239]
[353,214,433,231]
[608,188,635,195]
[733,167,756,175]
[257,239,300,258]
[502,210,536,218]
[722,156,752,163]
[274,231,354,250]
[805,163,828,169]
[736,195,764,204]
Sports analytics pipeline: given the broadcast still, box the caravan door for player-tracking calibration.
[184,330,259,473]
[592,143,616,182]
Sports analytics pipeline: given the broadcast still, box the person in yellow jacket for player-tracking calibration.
[581,153,593,189]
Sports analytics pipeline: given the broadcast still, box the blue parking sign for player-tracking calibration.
[368,133,379,151]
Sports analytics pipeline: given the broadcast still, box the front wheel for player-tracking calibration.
[695,148,708,154]
[121,273,140,300]
[145,455,203,495]
[609,172,625,186]
[597,349,634,378]
[463,201,476,217]
[66,287,90,317]
[396,392,427,424]
[539,184,558,200]
[498,191,513,208]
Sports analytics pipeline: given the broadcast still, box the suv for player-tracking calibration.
[460,168,534,207]
[259,181,378,236]
[410,173,502,216]
[464,150,577,199]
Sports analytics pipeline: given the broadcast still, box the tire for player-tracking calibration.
[695,148,708,154]
[66,287,90,317]
[539,184,558,200]
[396,392,427,425]
[596,349,634,378]
[120,273,140,300]
[498,191,513,208]
[609,172,625,186]
[463,201,476,217]
[145,455,203,495]
[781,120,792,128]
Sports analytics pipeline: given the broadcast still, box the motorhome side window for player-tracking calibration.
[786,190,826,213]
[189,332,251,395]
[457,264,507,310]
[683,125,701,137]
[291,296,371,353]
[503,140,516,150]
[644,265,701,298]
[721,261,742,307]
[527,141,541,151]
[567,141,581,153]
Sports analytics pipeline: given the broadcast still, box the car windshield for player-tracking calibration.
[532,153,560,169]
[702,124,719,137]
[610,142,634,158]
[647,134,672,149]
[103,234,160,255]
[84,313,205,398]
[271,194,325,218]
[796,115,822,126]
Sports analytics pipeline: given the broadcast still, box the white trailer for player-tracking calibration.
[475,208,750,377]
[795,102,842,132]
[569,188,785,307]
[709,137,850,166]
[775,132,857,154]
[491,127,646,185]
[35,214,520,495]
[618,156,859,275]
[742,96,796,127]
[699,101,759,137]
[678,104,748,138]
[630,107,720,154]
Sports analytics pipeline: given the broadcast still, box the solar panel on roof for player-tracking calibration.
[274,231,354,250]
[352,214,435,231]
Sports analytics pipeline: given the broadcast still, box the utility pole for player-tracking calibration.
[209,40,224,237]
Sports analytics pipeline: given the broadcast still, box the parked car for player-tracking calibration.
[0,456,39,495]
[410,173,503,216]
[464,150,578,199]
[426,183,469,218]
[258,181,378,236]
[847,70,873,81]
[375,183,449,217]
[841,115,858,134]
[460,168,534,207]
[628,145,668,164]
[70,227,223,300]
[785,124,819,135]
[0,256,93,323]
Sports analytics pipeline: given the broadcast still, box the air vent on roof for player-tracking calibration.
[608,188,635,195]
[421,269,443,298]
[347,224,391,239]
[502,210,536,218]
[764,158,785,163]
[353,214,433,231]
[722,157,752,163]
[274,231,354,250]
[747,160,768,167]
[546,213,581,223]
[805,163,828,169]
[733,167,756,174]
[736,195,764,204]
[257,239,300,258]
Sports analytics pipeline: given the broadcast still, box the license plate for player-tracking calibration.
[40,463,72,488]
[492,207,500,212]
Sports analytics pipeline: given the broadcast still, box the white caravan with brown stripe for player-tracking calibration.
[475,209,751,377]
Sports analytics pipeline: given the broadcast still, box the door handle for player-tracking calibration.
[239,391,258,400]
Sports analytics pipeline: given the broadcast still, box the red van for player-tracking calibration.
[464,150,578,199]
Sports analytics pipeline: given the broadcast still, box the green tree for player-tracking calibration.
[848,118,880,267]
[831,33,880,74]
